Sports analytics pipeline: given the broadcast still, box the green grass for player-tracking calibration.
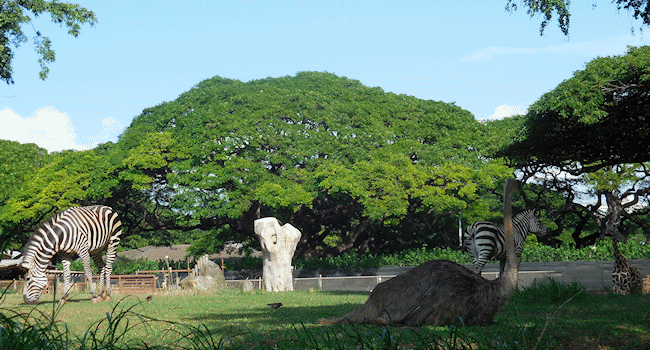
[1,280,649,349]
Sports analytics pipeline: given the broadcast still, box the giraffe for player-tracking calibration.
[611,235,642,295]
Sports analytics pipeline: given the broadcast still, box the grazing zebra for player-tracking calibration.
[20,205,122,305]
[463,209,547,275]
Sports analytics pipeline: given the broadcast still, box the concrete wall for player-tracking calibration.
[228,260,650,292]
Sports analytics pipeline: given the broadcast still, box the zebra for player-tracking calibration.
[463,209,547,275]
[20,205,122,305]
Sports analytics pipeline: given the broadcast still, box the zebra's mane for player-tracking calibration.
[21,208,75,268]
[515,208,534,217]
[499,209,535,229]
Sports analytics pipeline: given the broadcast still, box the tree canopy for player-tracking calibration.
[500,46,650,245]
[1,72,517,257]
[115,72,513,256]
[0,0,96,84]
[2,69,648,255]
[0,140,48,207]
[502,46,650,175]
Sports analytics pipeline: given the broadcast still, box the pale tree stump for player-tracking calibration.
[254,217,301,292]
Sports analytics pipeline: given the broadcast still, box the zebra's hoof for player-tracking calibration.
[91,298,99,304]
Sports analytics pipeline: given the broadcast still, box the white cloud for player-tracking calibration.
[0,108,122,153]
[77,117,123,149]
[462,46,539,62]
[461,35,649,62]
[487,104,528,120]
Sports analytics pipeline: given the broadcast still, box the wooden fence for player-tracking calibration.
[1,274,157,295]
[73,275,157,294]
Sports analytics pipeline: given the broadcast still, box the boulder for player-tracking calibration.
[229,280,255,292]
[179,257,226,292]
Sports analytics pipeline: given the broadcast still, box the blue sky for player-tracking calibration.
[1,1,648,152]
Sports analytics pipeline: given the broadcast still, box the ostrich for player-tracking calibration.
[319,179,520,326]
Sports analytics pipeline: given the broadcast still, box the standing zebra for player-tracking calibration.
[463,209,547,275]
[20,205,122,305]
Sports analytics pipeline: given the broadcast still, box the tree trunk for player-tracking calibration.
[254,217,301,292]
[604,191,626,242]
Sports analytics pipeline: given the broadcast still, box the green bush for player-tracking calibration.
[514,278,588,304]
[521,238,649,263]
[112,257,164,275]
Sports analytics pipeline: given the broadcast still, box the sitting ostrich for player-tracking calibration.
[320,179,520,326]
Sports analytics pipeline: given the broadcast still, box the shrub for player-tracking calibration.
[514,278,588,304]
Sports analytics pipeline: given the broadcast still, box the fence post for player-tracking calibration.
[318,274,322,290]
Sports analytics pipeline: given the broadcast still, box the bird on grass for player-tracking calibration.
[267,302,282,309]
[146,295,153,302]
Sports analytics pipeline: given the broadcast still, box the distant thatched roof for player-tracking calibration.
[118,244,191,262]
[0,251,24,279]
[118,244,260,262]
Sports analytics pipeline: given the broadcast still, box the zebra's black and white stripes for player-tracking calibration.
[463,209,547,275]
[20,205,122,304]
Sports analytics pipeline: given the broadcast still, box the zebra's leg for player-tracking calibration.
[102,233,121,301]
[474,256,488,275]
[59,257,73,305]
[473,262,482,275]
[91,253,108,300]
[499,258,506,277]
[79,250,99,303]
[101,244,119,301]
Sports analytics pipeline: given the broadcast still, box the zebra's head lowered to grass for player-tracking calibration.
[19,231,52,305]
[20,230,58,305]
[19,205,122,305]
[21,267,48,305]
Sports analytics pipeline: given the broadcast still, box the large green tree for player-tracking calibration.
[0,147,104,246]
[502,46,650,243]
[0,140,48,206]
[0,140,49,249]
[0,0,96,84]
[2,72,515,257]
[116,72,512,257]
[503,46,650,175]
[0,140,190,249]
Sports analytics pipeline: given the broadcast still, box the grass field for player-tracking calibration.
[1,281,649,349]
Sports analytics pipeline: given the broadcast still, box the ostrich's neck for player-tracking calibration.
[497,179,519,296]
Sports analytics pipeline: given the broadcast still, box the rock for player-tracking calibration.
[179,257,226,292]
[242,280,255,292]
[229,280,255,292]
[179,275,215,291]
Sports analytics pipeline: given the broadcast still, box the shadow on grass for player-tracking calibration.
[181,281,650,350]
[184,304,358,329]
